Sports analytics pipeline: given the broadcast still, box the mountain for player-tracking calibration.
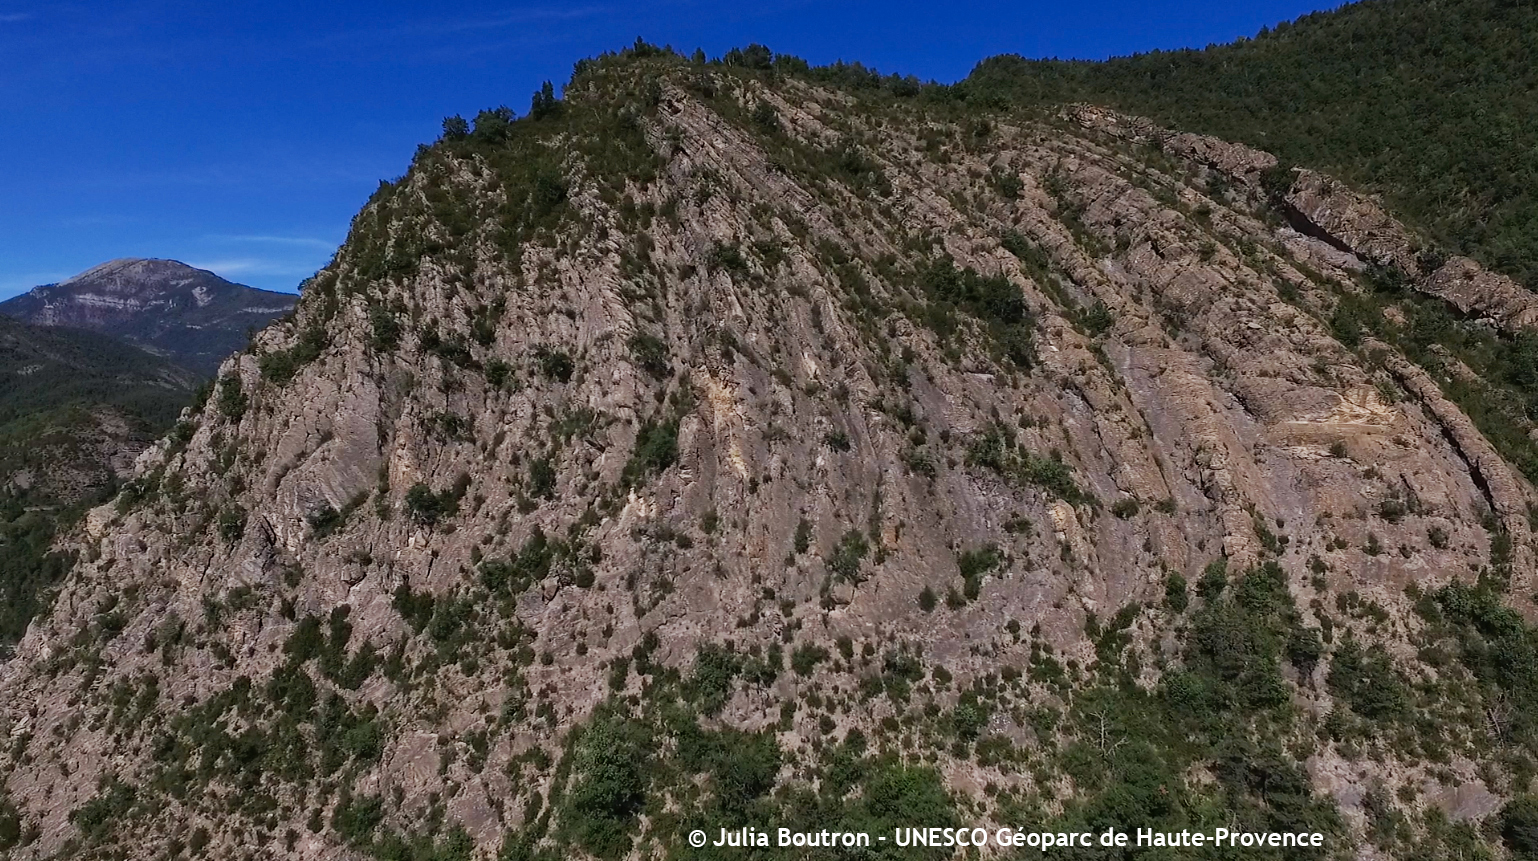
[0,258,299,375]
[3,38,1538,861]
[0,315,198,647]
[962,0,1538,289]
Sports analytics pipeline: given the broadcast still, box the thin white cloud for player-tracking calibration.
[0,13,32,24]
[206,234,338,250]
[430,4,610,34]
[183,258,318,279]
[60,214,139,228]
[314,4,610,49]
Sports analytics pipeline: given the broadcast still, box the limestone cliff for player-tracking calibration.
[1,50,1534,861]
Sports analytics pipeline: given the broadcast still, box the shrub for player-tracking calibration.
[689,728,780,814]
[793,518,812,554]
[1287,625,1324,678]
[218,506,247,543]
[707,244,750,275]
[956,546,1001,601]
[791,643,829,676]
[307,504,343,538]
[536,346,575,382]
[622,418,678,487]
[369,305,401,352]
[421,325,474,368]
[689,644,741,714]
[404,481,462,526]
[1500,795,1538,858]
[1197,558,1228,598]
[216,374,247,421]
[485,359,512,388]
[0,797,21,851]
[918,586,937,612]
[561,711,651,859]
[259,326,327,385]
[1327,637,1407,720]
[750,100,780,133]
[331,793,383,846]
[1164,572,1189,612]
[71,778,136,841]
[828,530,870,582]
[628,333,670,379]
[528,457,556,499]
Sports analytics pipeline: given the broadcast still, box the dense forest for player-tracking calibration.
[957,0,1538,288]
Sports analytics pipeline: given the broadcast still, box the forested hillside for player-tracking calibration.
[0,317,199,647]
[963,0,1538,288]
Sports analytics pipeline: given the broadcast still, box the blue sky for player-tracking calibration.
[0,0,1342,298]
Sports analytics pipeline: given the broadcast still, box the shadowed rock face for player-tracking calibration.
[0,258,297,375]
[0,56,1533,859]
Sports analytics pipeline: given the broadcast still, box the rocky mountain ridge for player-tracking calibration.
[0,259,298,375]
[1,47,1536,861]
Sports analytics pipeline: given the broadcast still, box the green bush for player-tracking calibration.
[259,326,327,385]
[560,709,652,859]
[404,481,464,526]
[627,333,670,379]
[369,305,401,352]
[535,346,575,382]
[622,418,678,487]
[1286,625,1324,678]
[689,643,741,714]
[956,546,1001,601]
[791,643,829,676]
[793,518,812,554]
[828,530,870,582]
[331,793,384,846]
[918,586,937,612]
[1197,558,1229,598]
[1501,795,1538,858]
[216,374,247,421]
[1327,637,1408,721]
[218,506,247,543]
[912,258,1036,370]
[71,778,136,842]
[485,359,512,388]
[528,456,556,499]
[1164,572,1189,612]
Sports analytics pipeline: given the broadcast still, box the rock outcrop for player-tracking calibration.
[0,53,1533,861]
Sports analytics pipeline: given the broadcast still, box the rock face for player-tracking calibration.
[0,53,1533,860]
[1074,105,1538,339]
[0,259,298,375]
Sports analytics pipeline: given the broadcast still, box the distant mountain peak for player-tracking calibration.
[59,257,211,285]
[0,257,298,375]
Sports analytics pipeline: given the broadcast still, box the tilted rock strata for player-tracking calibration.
[0,61,1529,858]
